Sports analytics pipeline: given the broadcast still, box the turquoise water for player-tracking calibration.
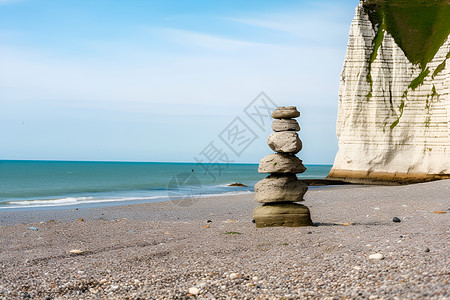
[0,160,332,210]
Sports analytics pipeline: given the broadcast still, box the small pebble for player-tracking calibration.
[188,287,200,295]
[229,273,239,280]
[77,218,85,222]
[424,247,430,252]
[28,227,38,231]
[368,253,384,260]
[69,249,84,254]
[393,217,401,223]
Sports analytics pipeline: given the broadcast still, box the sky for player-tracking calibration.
[0,0,358,164]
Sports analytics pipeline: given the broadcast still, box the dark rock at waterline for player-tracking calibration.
[228,183,248,187]
[393,217,401,223]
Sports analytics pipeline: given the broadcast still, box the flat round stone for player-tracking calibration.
[253,203,313,227]
[272,106,300,119]
[267,132,302,154]
[271,119,300,132]
[258,153,306,174]
[254,174,308,203]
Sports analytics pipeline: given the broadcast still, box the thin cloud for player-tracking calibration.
[158,28,271,51]
[0,0,24,4]
[227,5,349,45]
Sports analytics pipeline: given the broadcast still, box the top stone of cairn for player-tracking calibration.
[271,106,300,119]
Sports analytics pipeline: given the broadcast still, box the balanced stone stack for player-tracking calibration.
[253,106,313,228]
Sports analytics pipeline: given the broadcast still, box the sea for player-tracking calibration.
[0,160,332,211]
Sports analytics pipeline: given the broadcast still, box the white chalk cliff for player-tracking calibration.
[328,0,450,183]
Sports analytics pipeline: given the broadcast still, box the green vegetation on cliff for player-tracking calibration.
[362,0,449,130]
[408,68,430,90]
[363,0,450,69]
[432,53,449,78]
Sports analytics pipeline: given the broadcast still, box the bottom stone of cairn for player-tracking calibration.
[253,203,313,228]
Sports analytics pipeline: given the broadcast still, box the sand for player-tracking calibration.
[0,180,449,299]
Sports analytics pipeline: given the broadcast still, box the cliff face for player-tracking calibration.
[328,0,450,183]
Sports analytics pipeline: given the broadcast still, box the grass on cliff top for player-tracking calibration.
[363,0,450,69]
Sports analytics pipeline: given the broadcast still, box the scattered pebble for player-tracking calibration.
[69,249,84,254]
[433,211,447,214]
[368,253,384,260]
[188,287,200,295]
[424,247,430,253]
[393,217,401,223]
[229,273,239,280]
[77,218,85,222]
[28,227,38,231]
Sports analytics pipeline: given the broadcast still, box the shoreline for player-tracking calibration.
[0,182,358,226]
[0,180,448,298]
[0,178,347,218]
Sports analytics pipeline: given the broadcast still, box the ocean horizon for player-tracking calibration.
[0,160,332,211]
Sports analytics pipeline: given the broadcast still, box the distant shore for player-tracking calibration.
[0,180,448,298]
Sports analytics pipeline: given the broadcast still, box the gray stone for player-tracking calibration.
[271,119,300,132]
[272,106,300,119]
[253,203,313,227]
[254,174,308,203]
[267,132,302,154]
[258,154,306,174]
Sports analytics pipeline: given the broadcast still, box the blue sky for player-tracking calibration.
[0,0,358,164]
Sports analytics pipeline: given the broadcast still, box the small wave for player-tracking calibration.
[0,190,253,210]
[195,190,253,198]
[2,195,168,209]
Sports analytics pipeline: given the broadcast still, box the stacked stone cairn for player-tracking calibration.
[253,106,313,228]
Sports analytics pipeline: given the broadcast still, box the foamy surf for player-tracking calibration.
[1,195,168,209]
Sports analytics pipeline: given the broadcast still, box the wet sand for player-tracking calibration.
[0,180,449,299]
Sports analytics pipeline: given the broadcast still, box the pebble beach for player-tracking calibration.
[0,180,449,299]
